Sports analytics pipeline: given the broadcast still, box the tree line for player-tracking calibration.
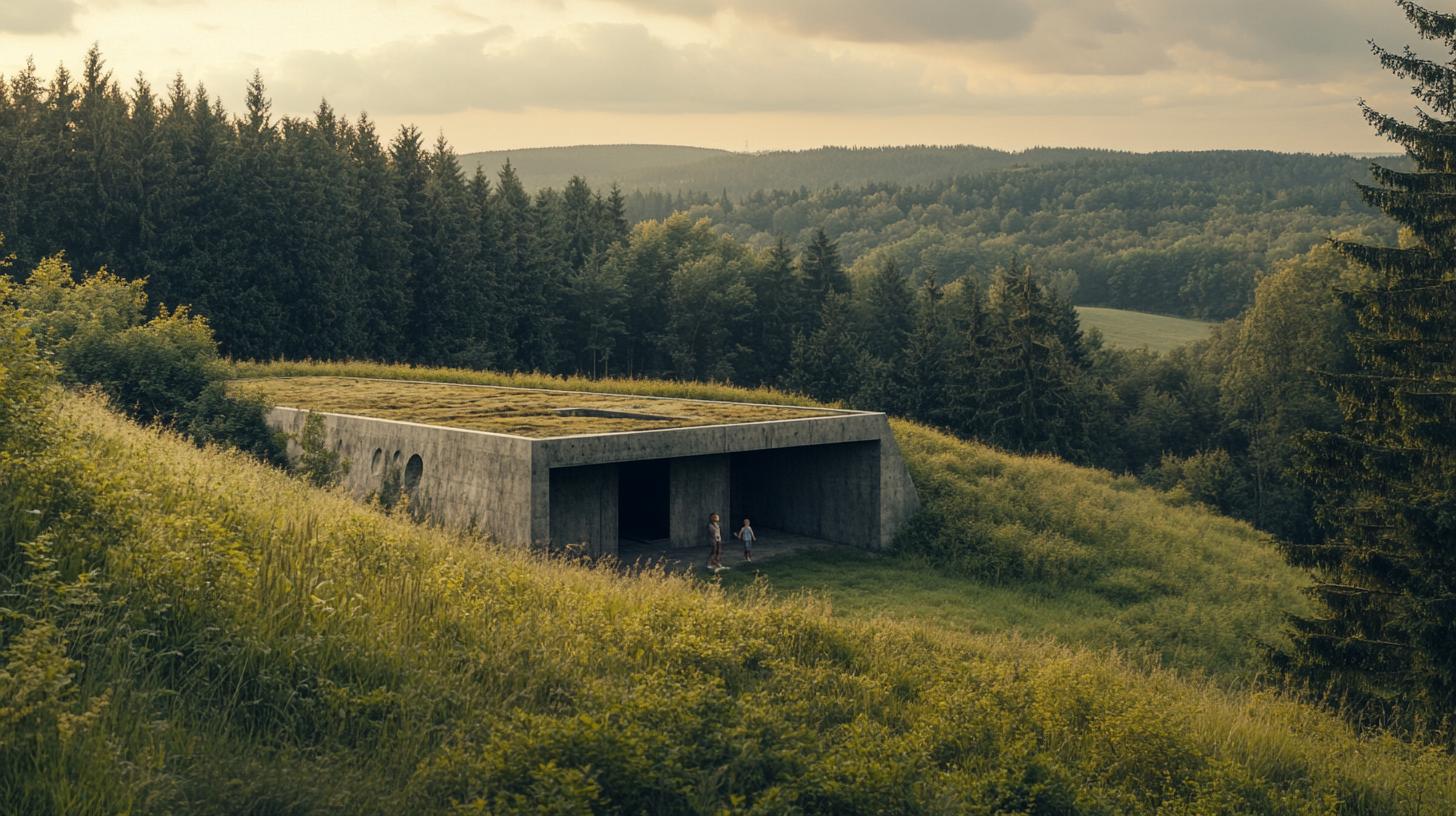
[0,48,1389,505]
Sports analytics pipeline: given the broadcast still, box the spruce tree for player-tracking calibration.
[982,262,1084,458]
[901,278,952,424]
[798,228,848,328]
[493,160,537,371]
[786,292,862,403]
[943,279,994,437]
[745,237,804,386]
[860,256,914,363]
[1284,0,1456,723]
[603,183,629,245]
[347,113,410,361]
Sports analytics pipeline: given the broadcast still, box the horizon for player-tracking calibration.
[1,0,1432,155]
[457,141,1404,159]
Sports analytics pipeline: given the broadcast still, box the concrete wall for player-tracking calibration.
[548,464,618,557]
[730,441,880,548]
[267,407,535,546]
[877,426,920,548]
[669,455,731,549]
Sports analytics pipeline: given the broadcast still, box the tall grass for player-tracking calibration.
[4,384,1454,812]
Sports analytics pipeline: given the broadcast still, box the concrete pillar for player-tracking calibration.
[548,464,619,557]
[670,454,731,549]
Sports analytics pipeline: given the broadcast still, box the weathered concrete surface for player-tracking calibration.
[264,398,919,554]
[549,464,618,556]
[731,441,880,548]
[669,455,731,550]
[267,407,535,545]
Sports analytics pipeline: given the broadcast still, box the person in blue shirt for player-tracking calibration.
[735,516,756,563]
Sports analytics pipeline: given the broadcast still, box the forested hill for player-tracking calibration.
[459,144,729,192]
[464,143,1117,195]
[645,150,1402,319]
[463,143,1399,202]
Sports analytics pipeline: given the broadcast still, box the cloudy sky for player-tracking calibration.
[0,0,1434,153]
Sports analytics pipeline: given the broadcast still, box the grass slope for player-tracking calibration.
[238,360,1304,679]
[7,359,1456,811]
[1077,306,1217,353]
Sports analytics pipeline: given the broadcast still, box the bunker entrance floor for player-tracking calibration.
[616,528,836,574]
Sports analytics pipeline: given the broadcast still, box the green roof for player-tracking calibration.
[231,376,844,439]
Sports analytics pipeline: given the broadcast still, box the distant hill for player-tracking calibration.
[461,144,731,192]
[463,143,1113,195]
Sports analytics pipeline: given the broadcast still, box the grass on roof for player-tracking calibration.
[229,375,840,437]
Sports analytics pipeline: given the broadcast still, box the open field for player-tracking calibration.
[230,375,839,438]
[1077,306,1218,352]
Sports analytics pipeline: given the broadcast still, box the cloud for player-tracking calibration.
[271,23,1003,117]
[577,0,1416,80]
[618,0,1036,44]
[0,0,80,34]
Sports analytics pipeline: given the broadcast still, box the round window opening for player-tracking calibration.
[370,448,383,476]
[403,454,424,494]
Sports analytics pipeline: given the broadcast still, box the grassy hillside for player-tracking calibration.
[1077,306,1217,352]
[724,421,1309,677]
[6,355,1455,811]
[463,143,1108,194]
[237,360,1305,679]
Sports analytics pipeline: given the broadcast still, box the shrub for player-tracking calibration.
[294,411,348,488]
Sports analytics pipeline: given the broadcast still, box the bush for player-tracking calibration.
[4,255,283,462]
[294,411,347,488]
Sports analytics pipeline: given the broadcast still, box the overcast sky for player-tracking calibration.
[0,0,1435,153]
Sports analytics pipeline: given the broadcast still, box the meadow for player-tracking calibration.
[7,349,1454,812]
[1075,307,1217,353]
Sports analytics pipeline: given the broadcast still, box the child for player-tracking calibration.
[735,517,756,562]
[706,513,723,571]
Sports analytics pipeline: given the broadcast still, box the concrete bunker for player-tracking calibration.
[248,376,920,557]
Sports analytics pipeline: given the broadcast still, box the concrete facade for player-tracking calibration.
[267,389,920,555]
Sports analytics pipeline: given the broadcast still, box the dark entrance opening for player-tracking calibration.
[618,459,670,543]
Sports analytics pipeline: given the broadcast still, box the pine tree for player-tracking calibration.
[798,228,848,332]
[744,237,804,386]
[1284,0,1456,724]
[943,279,993,436]
[522,187,571,372]
[603,183,629,245]
[467,166,510,367]
[566,250,627,377]
[981,262,1085,457]
[860,256,914,363]
[785,292,862,403]
[347,113,410,361]
[901,278,952,424]
[223,72,286,358]
[390,126,436,360]
[491,160,547,371]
